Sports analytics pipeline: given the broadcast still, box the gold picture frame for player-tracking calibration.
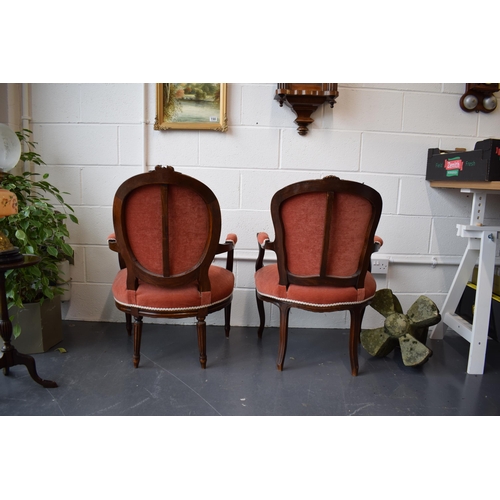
[154,83,228,131]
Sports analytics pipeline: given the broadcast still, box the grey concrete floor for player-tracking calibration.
[1,320,500,416]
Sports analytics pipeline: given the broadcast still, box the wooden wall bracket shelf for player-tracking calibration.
[275,83,338,135]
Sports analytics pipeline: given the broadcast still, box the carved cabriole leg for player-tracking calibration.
[224,304,231,338]
[359,308,366,344]
[15,350,58,388]
[197,314,207,369]
[349,306,363,376]
[276,304,291,371]
[133,316,143,368]
[256,292,265,339]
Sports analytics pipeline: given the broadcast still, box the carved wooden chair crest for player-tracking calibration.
[255,176,383,376]
[108,165,237,369]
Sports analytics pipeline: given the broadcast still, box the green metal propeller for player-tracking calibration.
[361,289,441,367]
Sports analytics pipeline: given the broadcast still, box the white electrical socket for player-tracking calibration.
[371,258,389,274]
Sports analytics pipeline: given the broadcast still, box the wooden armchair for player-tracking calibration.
[254,176,382,376]
[108,166,237,369]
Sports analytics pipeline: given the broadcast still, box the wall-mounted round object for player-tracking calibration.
[462,94,478,110]
[483,95,497,111]
[460,84,499,113]
[0,123,21,172]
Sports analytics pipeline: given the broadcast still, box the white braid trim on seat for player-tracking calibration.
[114,294,232,313]
[257,291,375,308]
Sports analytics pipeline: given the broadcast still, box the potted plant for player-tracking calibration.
[0,129,78,352]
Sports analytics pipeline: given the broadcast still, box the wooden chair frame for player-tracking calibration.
[109,165,235,369]
[255,176,382,376]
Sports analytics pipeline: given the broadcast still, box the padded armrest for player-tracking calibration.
[225,233,237,246]
[257,232,270,248]
[108,233,119,252]
[373,235,383,253]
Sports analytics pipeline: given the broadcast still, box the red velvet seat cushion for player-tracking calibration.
[112,265,234,312]
[255,264,376,307]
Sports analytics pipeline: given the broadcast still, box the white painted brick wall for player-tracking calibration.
[200,127,280,169]
[25,83,500,330]
[361,133,440,175]
[328,88,405,132]
[281,129,361,171]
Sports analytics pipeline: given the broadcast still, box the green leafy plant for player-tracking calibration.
[0,129,78,336]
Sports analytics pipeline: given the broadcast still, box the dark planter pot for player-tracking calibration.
[10,295,62,354]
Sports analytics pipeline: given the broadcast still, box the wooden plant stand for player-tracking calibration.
[0,255,57,388]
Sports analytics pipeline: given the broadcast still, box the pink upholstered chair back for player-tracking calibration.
[112,166,221,291]
[271,177,382,289]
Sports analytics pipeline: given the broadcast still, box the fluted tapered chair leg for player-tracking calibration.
[224,304,231,338]
[126,313,132,336]
[197,315,207,369]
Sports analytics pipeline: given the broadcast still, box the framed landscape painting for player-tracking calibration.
[154,83,228,131]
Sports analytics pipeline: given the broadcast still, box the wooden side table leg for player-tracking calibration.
[0,268,57,388]
[8,349,58,388]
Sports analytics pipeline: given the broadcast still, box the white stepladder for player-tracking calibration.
[430,188,500,374]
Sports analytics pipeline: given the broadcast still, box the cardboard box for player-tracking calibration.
[456,283,500,342]
[426,139,500,181]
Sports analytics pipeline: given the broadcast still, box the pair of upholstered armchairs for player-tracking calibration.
[108,165,383,376]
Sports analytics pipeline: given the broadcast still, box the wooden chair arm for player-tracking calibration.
[216,233,237,272]
[216,233,237,254]
[256,232,275,271]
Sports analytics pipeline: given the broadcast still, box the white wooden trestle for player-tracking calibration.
[430,189,500,374]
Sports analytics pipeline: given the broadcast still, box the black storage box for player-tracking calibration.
[456,283,500,342]
[426,139,500,181]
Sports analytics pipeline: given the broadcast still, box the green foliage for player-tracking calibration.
[15,129,46,166]
[0,130,78,312]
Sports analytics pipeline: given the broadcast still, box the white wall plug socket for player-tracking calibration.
[371,258,389,274]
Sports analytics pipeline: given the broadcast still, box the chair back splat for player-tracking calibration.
[109,166,237,369]
[255,176,382,376]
